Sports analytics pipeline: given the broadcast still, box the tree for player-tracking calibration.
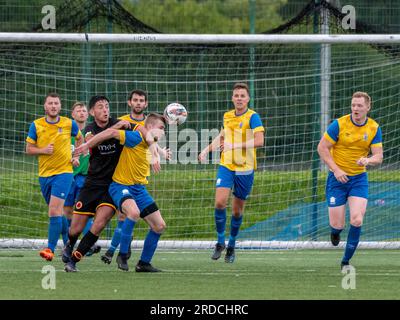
[121,0,287,33]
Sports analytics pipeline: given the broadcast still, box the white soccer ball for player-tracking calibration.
[164,103,188,125]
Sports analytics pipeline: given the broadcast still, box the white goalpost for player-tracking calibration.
[1,33,400,250]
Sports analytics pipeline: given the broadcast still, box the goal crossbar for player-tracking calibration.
[1,33,400,44]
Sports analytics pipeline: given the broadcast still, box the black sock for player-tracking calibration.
[68,233,79,248]
[72,231,99,262]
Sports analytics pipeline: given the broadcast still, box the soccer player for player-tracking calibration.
[198,82,264,263]
[62,102,90,244]
[317,91,383,269]
[72,113,169,272]
[62,95,131,270]
[26,92,82,261]
[101,89,148,264]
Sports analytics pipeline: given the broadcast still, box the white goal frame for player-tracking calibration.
[1,33,399,250]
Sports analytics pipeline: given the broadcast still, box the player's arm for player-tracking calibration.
[225,131,264,151]
[317,136,348,183]
[198,129,223,162]
[71,120,83,166]
[357,127,383,167]
[111,120,131,130]
[74,128,120,156]
[357,146,383,166]
[25,122,54,155]
[26,142,54,155]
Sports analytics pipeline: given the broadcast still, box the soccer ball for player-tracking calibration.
[163,103,188,125]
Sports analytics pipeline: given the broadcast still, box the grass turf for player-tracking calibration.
[0,249,399,300]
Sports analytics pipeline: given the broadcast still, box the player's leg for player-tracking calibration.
[65,189,116,272]
[341,173,368,268]
[62,214,90,264]
[63,184,96,264]
[39,173,73,261]
[101,210,125,262]
[62,178,76,245]
[211,166,233,260]
[109,182,140,271]
[326,171,347,246]
[224,170,254,263]
[68,205,115,268]
[134,185,164,272]
[137,210,165,272]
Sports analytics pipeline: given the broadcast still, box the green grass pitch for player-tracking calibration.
[0,249,399,300]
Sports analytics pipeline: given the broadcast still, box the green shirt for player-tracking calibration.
[71,136,89,176]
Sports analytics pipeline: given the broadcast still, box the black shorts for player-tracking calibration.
[73,184,116,217]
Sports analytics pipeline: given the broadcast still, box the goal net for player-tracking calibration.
[1,31,400,250]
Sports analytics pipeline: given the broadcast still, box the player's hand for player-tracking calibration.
[333,168,349,184]
[72,157,80,167]
[113,120,131,129]
[74,143,89,157]
[357,157,369,166]
[198,150,208,163]
[85,131,94,142]
[151,156,161,173]
[160,147,171,160]
[42,143,54,155]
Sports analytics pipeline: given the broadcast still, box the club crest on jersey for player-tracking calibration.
[239,122,243,128]
[58,128,62,133]
[75,201,83,209]
[363,133,368,141]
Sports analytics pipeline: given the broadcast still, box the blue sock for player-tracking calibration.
[48,216,62,252]
[83,217,93,236]
[119,217,136,255]
[140,229,161,264]
[342,224,361,264]
[109,220,124,254]
[61,216,69,245]
[215,208,226,245]
[228,215,243,248]
[331,226,343,235]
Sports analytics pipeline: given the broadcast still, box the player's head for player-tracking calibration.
[44,92,61,118]
[351,91,371,122]
[127,89,148,116]
[144,113,166,140]
[71,102,88,124]
[88,95,110,125]
[232,82,250,111]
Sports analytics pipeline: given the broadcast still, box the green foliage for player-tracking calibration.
[122,0,287,33]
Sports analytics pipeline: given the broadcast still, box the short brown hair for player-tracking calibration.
[44,92,61,103]
[352,91,372,107]
[145,113,166,127]
[128,89,148,101]
[71,101,86,112]
[233,82,250,95]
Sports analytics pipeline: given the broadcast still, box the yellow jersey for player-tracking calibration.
[220,108,264,172]
[112,130,150,185]
[324,114,382,175]
[26,116,81,177]
[118,113,146,127]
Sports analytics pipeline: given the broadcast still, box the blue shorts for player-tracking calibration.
[326,172,368,207]
[64,174,86,207]
[39,173,74,205]
[216,165,254,200]
[108,182,157,216]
